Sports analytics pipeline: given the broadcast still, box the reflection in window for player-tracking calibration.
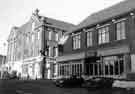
[86,55,124,77]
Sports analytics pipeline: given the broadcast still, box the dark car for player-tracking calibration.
[54,75,84,87]
[82,77,114,89]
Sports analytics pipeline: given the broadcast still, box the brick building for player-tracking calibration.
[57,0,135,79]
[6,9,75,79]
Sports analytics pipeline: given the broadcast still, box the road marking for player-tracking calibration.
[16,90,32,94]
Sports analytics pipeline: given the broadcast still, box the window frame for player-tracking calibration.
[98,26,109,44]
[86,30,93,47]
[115,20,126,40]
[72,33,81,50]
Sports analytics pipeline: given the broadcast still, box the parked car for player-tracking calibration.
[54,75,84,87]
[9,71,19,80]
[82,77,114,89]
[2,71,10,80]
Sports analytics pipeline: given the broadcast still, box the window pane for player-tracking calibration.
[56,33,59,41]
[72,34,81,49]
[49,31,52,40]
[98,26,109,44]
[116,21,126,40]
[87,31,92,46]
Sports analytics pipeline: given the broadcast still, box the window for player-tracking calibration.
[32,34,35,43]
[72,34,81,49]
[55,47,58,57]
[37,31,40,40]
[59,63,82,76]
[98,26,109,44]
[116,21,126,40]
[55,32,59,41]
[53,47,56,57]
[49,31,52,40]
[32,22,35,32]
[48,47,51,57]
[52,47,58,57]
[86,55,124,76]
[86,31,92,47]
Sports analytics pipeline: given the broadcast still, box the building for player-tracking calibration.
[6,9,75,79]
[57,0,135,79]
[0,55,6,75]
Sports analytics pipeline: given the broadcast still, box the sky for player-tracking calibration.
[0,0,125,55]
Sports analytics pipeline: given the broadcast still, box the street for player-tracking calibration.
[0,79,134,94]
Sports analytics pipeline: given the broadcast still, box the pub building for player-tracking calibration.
[56,0,135,79]
[6,9,75,79]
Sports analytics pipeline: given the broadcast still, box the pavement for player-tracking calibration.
[0,79,134,94]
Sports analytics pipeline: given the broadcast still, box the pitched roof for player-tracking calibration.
[18,16,76,34]
[74,0,135,31]
[44,17,76,31]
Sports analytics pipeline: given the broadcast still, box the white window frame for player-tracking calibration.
[98,26,109,44]
[55,47,58,57]
[86,30,93,47]
[37,31,40,40]
[49,47,51,57]
[72,33,81,50]
[32,34,35,43]
[55,32,59,41]
[116,21,126,40]
[32,22,35,32]
[49,31,52,40]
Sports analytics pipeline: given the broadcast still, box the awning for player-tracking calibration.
[56,52,85,62]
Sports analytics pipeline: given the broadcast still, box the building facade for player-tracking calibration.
[6,9,75,79]
[57,0,135,79]
[0,55,6,77]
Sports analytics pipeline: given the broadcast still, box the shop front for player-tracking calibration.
[56,52,85,78]
[85,46,130,78]
[58,60,83,77]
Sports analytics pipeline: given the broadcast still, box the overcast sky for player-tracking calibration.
[0,0,125,55]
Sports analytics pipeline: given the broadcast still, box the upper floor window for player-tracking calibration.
[116,21,126,40]
[48,47,51,57]
[49,31,52,40]
[32,22,35,32]
[32,34,35,43]
[86,31,93,47]
[98,26,109,44]
[55,32,59,41]
[37,31,40,40]
[52,47,58,57]
[72,33,81,50]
